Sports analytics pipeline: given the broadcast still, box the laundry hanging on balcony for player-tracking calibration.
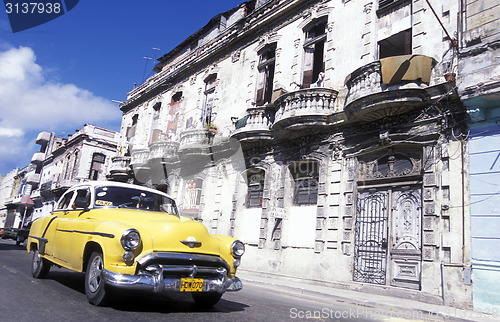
[380,54,435,85]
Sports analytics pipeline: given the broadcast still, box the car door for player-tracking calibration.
[53,187,92,271]
[43,190,76,264]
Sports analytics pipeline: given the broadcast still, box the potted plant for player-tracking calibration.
[205,123,218,131]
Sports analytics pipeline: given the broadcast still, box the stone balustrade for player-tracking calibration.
[149,141,180,162]
[231,106,272,142]
[273,87,338,131]
[344,55,436,117]
[344,61,382,107]
[179,129,214,148]
[130,148,151,170]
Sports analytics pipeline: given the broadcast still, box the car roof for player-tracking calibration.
[66,181,174,199]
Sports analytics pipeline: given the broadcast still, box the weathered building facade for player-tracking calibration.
[0,168,18,227]
[1,166,32,229]
[0,125,120,223]
[458,0,500,313]
[109,0,499,309]
[28,124,120,221]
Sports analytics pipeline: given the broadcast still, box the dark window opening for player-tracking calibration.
[378,0,410,12]
[378,29,412,59]
[247,169,265,208]
[152,102,162,111]
[203,74,217,126]
[150,101,162,144]
[303,19,327,88]
[290,161,319,205]
[127,114,139,142]
[172,91,182,103]
[64,154,72,180]
[256,44,276,106]
[89,153,106,180]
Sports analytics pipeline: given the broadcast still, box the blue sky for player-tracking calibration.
[0,0,244,175]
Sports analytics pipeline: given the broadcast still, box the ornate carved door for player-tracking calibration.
[389,186,422,289]
[353,186,422,289]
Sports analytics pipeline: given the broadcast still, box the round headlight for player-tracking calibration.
[121,229,141,251]
[231,240,245,258]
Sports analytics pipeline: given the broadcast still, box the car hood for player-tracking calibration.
[87,208,223,256]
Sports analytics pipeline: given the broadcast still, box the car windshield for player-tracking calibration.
[94,186,178,215]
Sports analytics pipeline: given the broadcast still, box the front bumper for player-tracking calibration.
[102,267,242,293]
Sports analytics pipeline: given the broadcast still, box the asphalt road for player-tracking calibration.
[0,239,404,322]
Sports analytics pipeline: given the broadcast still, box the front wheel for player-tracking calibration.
[191,292,222,307]
[85,251,109,306]
[31,248,51,278]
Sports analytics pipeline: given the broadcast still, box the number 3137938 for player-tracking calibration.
[5,2,62,14]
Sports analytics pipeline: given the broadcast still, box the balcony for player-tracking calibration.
[149,141,179,163]
[177,129,216,160]
[130,149,150,171]
[272,88,338,133]
[230,106,272,143]
[40,181,54,191]
[30,152,45,164]
[107,156,131,182]
[26,173,41,185]
[344,55,437,122]
[10,193,33,205]
[35,131,51,145]
[55,178,85,189]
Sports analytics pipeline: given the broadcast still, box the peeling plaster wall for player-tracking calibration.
[113,0,487,309]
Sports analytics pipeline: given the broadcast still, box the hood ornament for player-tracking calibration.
[181,236,202,248]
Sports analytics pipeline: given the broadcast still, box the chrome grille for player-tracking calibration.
[137,252,229,279]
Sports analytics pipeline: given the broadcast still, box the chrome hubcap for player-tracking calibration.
[33,251,41,271]
[88,255,103,293]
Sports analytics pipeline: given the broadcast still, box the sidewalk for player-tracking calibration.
[237,269,497,321]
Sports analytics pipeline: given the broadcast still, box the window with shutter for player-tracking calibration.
[255,44,276,106]
[302,19,327,88]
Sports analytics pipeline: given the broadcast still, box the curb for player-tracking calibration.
[238,271,495,322]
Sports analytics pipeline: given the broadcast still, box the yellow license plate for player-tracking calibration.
[180,278,204,292]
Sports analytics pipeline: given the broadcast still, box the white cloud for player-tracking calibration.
[0,46,121,173]
[0,127,23,137]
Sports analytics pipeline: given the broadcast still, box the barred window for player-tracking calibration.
[290,160,319,205]
[247,169,265,208]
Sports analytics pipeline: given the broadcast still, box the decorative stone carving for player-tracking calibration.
[363,2,373,14]
[231,50,241,63]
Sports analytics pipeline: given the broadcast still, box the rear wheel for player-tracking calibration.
[31,248,51,278]
[85,251,109,306]
[191,292,222,307]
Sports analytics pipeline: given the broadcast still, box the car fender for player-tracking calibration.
[84,220,142,274]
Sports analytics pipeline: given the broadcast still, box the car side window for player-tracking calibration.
[73,189,90,209]
[57,191,75,210]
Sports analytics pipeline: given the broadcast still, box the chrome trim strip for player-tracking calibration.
[56,229,115,238]
[180,240,202,248]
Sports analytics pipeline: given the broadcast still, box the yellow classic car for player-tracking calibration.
[27,181,244,306]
